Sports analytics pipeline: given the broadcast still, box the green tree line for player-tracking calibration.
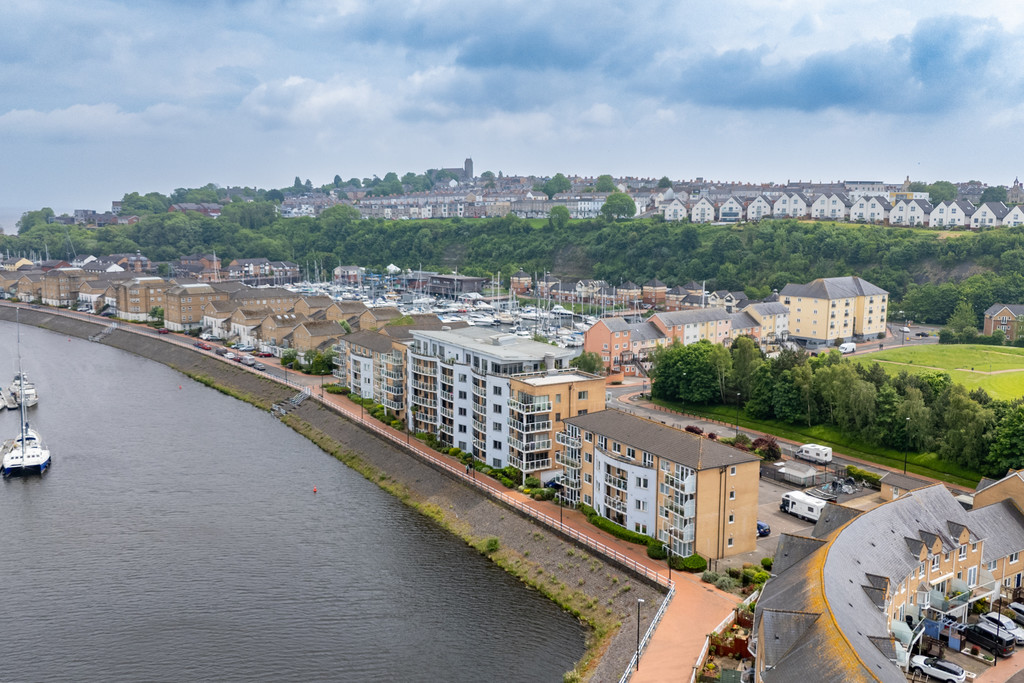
[650,338,1024,477]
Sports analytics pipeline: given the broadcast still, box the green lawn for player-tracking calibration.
[853,345,1024,400]
[656,399,982,488]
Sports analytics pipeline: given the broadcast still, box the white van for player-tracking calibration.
[780,491,826,522]
[839,342,856,354]
[795,444,833,464]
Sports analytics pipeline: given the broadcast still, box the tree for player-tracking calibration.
[266,189,284,203]
[729,336,763,400]
[570,351,604,374]
[542,173,571,199]
[907,181,928,192]
[980,185,1008,204]
[927,180,957,203]
[937,384,993,470]
[600,192,637,221]
[293,176,303,191]
[946,300,977,337]
[548,205,570,231]
[990,404,1024,473]
[149,306,164,325]
[595,174,616,192]
[708,344,733,403]
[657,176,672,189]
[347,178,361,188]
[333,175,342,187]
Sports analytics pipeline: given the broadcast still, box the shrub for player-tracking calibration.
[753,570,770,584]
[681,554,708,573]
[752,436,781,462]
[715,576,737,591]
[324,384,349,394]
[760,557,773,571]
[579,504,655,546]
[732,433,753,449]
[701,571,720,584]
[525,476,541,489]
[390,419,404,429]
[846,464,881,489]
[684,425,704,435]
[728,567,742,579]
[498,476,515,488]
[647,541,668,560]
[706,432,718,441]
[483,537,500,554]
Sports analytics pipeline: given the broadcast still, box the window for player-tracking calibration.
[458,407,467,416]
[612,442,621,453]
[730,466,736,476]
[583,494,592,505]
[636,477,648,489]
[931,555,940,571]
[959,545,967,560]
[728,513,734,524]
[643,452,653,468]
[584,473,592,483]
[627,447,636,459]
[458,390,467,399]
[492,405,502,414]
[597,436,607,449]
[729,490,736,500]
[458,374,467,382]
[584,432,592,442]
[634,523,648,535]
[635,499,647,511]
[458,425,467,433]
[1012,552,1020,564]
[492,386,502,396]
[492,422,502,431]
[492,440,502,450]
[584,451,592,462]
[727,537,734,548]
[578,390,588,400]
[555,412,561,422]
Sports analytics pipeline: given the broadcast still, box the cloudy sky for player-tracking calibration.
[3,0,1024,230]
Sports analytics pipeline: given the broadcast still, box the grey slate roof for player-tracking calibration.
[653,308,731,326]
[780,276,887,300]
[563,410,759,471]
[342,330,398,354]
[983,304,1024,317]
[879,471,930,492]
[743,301,789,316]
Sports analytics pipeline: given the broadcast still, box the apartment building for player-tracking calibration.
[405,327,579,470]
[559,410,760,559]
[780,276,888,344]
[983,304,1024,341]
[41,268,97,307]
[163,283,231,331]
[113,276,170,321]
[755,483,1024,682]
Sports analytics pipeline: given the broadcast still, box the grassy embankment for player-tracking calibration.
[854,344,1024,401]
[653,398,982,489]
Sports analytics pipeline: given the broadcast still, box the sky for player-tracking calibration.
[3,0,1024,232]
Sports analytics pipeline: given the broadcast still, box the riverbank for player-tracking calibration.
[1,306,662,682]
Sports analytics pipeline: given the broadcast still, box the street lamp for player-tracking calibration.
[636,598,646,671]
[903,417,911,474]
[735,392,741,437]
[899,310,905,346]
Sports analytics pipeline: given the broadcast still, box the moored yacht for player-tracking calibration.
[1,425,51,477]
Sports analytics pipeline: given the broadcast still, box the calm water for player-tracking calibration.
[0,323,585,682]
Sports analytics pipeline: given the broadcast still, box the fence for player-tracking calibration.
[617,585,676,683]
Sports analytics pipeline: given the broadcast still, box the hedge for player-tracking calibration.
[579,504,656,547]
[846,464,881,489]
[680,554,707,573]
[646,541,668,560]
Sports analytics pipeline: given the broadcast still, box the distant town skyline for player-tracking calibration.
[4,1,1024,231]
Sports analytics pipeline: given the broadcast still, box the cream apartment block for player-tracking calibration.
[559,410,760,559]
[113,276,170,321]
[163,283,231,331]
[41,268,97,307]
[405,327,588,471]
[780,276,888,344]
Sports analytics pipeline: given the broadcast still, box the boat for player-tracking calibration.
[12,382,38,408]
[2,312,51,477]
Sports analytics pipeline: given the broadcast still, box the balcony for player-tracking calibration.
[411,379,436,392]
[380,367,404,381]
[604,495,627,514]
[509,398,552,414]
[556,432,581,448]
[439,405,454,419]
[666,523,695,543]
[410,394,437,408]
[382,381,404,394]
[508,418,552,434]
[380,397,404,411]
[439,421,453,435]
[472,417,487,432]
[411,361,436,375]
[562,472,581,490]
[473,438,487,454]
[471,382,487,398]
[509,454,553,472]
[509,437,552,453]
[605,473,628,491]
[662,498,695,519]
[439,390,454,402]
[556,451,581,469]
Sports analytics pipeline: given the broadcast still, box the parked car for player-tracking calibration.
[214,347,228,356]
[157,328,170,334]
[241,355,256,367]
[198,342,212,350]
[200,332,221,341]
[915,331,930,338]
[235,344,255,352]
[980,611,1024,644]
[254,351,274,358]
[962,622,1016,657]
[544,475,563,489]
[908,655,965,683]
[254,362,266,371]
[756,521,771,537]
[1008,601,1024,626]
[224,352,237,361]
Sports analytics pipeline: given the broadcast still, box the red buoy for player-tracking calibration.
[313,487,317,494]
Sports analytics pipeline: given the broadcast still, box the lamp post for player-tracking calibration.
[636,598,645,671]
[899,310,905,346]
[735,392,741,437]
[903,416,910,474]
[667,543,672,586]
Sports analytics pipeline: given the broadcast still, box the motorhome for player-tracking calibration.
[779,491,826,522]
[794,444,833,464]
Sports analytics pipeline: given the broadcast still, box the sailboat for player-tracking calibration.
[9,372,38,408]
[2,311,51,477]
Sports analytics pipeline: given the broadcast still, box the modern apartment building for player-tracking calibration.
[780,276,888,344]
[163,283,231,331]
[41,268,97,307]
[559,410,760,559]
[405,327,583,470]
[113,276,170,321]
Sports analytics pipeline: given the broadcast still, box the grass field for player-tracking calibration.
[854,344,1024,400]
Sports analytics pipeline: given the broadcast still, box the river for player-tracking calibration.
[0,322,585,681]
